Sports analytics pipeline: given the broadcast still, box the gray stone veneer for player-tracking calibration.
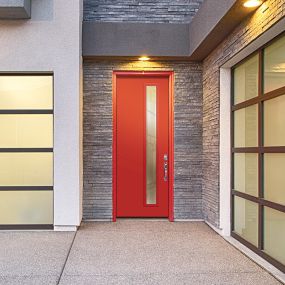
[83,0,203,23]
[83,60,203,220]
[202,0,285,227]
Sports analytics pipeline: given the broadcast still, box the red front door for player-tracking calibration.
[116,74,169,217]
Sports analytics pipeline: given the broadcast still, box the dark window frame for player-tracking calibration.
[231,36,285,273]
[0,73,54,230]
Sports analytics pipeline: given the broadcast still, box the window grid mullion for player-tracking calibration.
[258,50,264,250]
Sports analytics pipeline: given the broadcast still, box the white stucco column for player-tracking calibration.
[0,0,83,231]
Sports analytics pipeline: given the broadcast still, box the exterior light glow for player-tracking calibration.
[243,0,263,8]
[139,56,150,61]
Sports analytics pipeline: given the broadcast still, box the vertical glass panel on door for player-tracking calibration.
[234,153,258,196]
[146,86,157,205]
[264,153,285,205]
[0,114,53,148]
[264,35,285,93]
[0,153,53,186]
[234,54,259,104]
[264,95,285,146]
[0,191,53,225]
[0,75,53,109]
[234,104,258,147]
[264,207,285,265]
[234,196,258,247]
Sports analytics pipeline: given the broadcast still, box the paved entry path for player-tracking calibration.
[0,221,282,285]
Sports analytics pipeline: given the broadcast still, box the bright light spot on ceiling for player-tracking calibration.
[243,0,263,8]
[139,56,150,61]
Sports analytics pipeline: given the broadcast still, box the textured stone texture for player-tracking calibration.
[83,0,203,23]
[83,60,203,220]
[202,0,285,227]
[59,221,280,285]
[0,231,75,284]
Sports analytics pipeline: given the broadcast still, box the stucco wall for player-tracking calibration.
[83,60,203,220]
[202,0,285,228]
[83,0,203,23]
[0,0,83,228]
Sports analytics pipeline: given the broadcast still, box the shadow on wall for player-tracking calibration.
[31,0,53,21]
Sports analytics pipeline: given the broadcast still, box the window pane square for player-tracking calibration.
[234,196,258,247]
[0,76,53,110]
[234,54,259,104]
[0,115,53,148]
[264,35,285,93]
[264,154,285,205]
[0,153,53,186]
[264,95,285,146]
[234,104,258,147]
[0,191,53,225]
[234,153,258,196]
[264,207,285,265]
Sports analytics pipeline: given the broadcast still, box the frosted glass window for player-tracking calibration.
[0,115,53,148]
[146,86,157,205]
[264,35,285,93]
[0,191,53,224]
[0,153,53,186]
[234,104,258,147]
[264,95,285,146]
[234,153,258,196]
[0,76,53,109]
[264,207,285,265]
[264,154,285,205]
[234,54,259,104]
[234,196,258,247]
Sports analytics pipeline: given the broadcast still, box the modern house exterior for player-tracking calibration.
[0,0,284,274]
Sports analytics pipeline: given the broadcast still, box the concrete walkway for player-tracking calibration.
[0,221,282,285]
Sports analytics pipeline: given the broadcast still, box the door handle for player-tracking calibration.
[164,154,168,182]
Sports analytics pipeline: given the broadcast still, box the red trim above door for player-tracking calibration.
[112,71,174,222]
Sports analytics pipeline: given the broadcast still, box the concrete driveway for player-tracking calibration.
[0,221,282,285]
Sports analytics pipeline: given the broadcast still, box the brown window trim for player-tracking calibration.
[233,147,285,153]
[232,85,285,111]
[231,38,285,273]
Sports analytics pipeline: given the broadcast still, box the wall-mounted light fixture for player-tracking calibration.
[243,0,263,8]
[139,56,150,61]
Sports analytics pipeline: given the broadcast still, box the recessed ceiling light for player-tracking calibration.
[139,56,150,61]
[243,0,263,8]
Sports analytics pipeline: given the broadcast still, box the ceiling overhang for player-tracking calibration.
[0,0,31,19]
[83,0,265,61]
[83,22,190,58]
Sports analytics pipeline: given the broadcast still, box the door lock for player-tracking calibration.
[164,154,168,182]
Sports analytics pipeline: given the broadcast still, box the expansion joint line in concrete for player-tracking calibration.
[57,231,77,285]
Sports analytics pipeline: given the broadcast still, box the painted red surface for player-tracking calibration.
[113,72,174,220]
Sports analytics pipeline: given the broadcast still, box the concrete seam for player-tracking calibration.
[56,231,78,285]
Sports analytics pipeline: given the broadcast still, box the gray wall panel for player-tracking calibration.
[83,22,190,57]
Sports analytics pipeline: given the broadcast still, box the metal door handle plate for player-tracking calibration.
[164,154,168,182]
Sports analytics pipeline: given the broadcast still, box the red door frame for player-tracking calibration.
[112,71,174,222]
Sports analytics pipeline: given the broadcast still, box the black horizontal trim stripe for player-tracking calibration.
[0,110,53,114]
[0,73,53,76]
[233,147,258,153]
[232,190,259,203]
[232,147,285,153]
[0,225,53,230]
[232,190,285,213]
[0,186,53,191]
[0,148,53,153]
[232,86,285,111]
